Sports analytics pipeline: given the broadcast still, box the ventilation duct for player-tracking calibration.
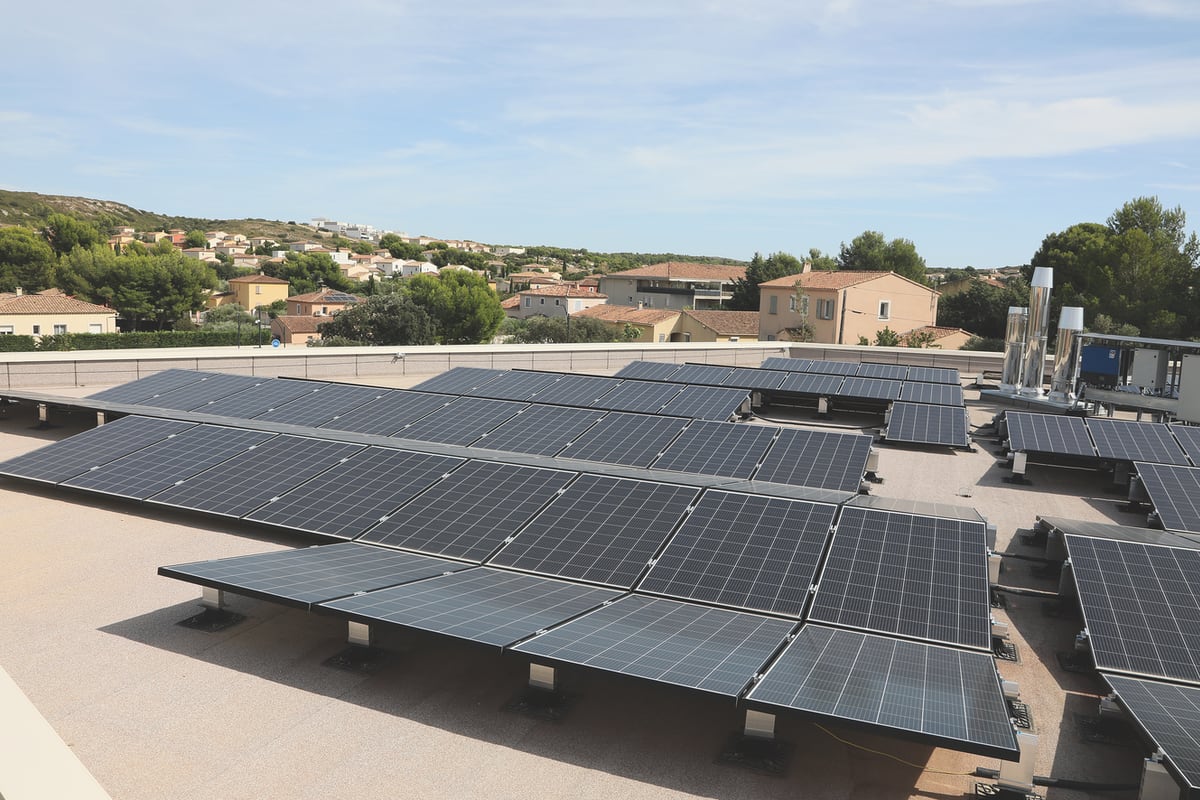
[1048,306,1084,402]
[1020,268,1053,396]
[1000,307,1028,391]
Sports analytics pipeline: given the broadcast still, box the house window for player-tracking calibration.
[817,299,834,320]
[53,324,67,334]
[878,301,890,320]
[729,336,739,342]
[523,297,531,307]
[788,296,796,312]
[0,326,13,335]
[88,324,103,333]
[31,325,40,335]
[255,285,262,294]
[766,334,776,341]
[800,296,810,316]
[769,295,778,314]
[321,306,328,314]
[658,333,666,342]
[540,298,545,305]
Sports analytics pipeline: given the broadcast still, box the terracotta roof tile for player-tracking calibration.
[0,295,116,315]
[286,288,362,303]
[608,262,746,281]
[519,285,607,299]
[681,309,760,335]
[228,274,290,284]
[572,305,679,325]
[273,315,324,334]
[758,271,893,290]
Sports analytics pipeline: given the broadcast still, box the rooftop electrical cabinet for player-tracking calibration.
[1081,345,1121,389]
[1179,353,1200,423]
[1130,349,1169,393]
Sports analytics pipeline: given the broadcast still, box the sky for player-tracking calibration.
[3,1,1199,268]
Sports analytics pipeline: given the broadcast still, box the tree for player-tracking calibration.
[0,226,57,292]
[728,251,803,311]
[873,327,901,347]
[264,251,352,296]
[379,234,426,261]
[837,231,928,284]
[406,270,504,344]
[785,282,815,342]
[183,230,208,248]
[42,214,103,257]
[902,329,938,348]
[507,316,621,344]
[317,294,437,345]
[937,278,1030,340]
[203,303,256,327]
[806,248,838,271]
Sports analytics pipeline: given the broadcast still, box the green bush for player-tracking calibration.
[36,329,264,351]
[0,335,38,352]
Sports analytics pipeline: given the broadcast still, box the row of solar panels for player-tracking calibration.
[79,371,873,492]
[1034,517,1200,797]
[763,357,961,384]
[1005,411,1200,467]
[92,367,751,423]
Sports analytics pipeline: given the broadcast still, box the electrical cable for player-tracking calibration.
[812,722,976,776]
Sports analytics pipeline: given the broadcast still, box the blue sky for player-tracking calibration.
[3,1,1199,267]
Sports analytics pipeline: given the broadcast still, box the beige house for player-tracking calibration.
[0,291,118,336]
[675,310,759,343]
[599,262,746,310]
[227,274,291,310]
[270,315,324,345]
[287,288,361,317]
[571,305,681,343]
[758,270,939,344]
[512,285,607,320]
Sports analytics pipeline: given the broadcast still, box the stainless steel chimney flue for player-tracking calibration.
[1049,306,1084,402]
[1000,306,1028,391]
[1020,268,1054,396]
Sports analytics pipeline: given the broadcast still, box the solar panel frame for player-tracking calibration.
[650,420,777,479]
[760,357,813,372]
[1005,411,1095,456]
[1086,417,1191,465]
[525,374,625,407]
[614,361,684,380]
[193,378,329,420]
[637,490,837,616]
[86,369,208,404]
[317,390,453,436]
[1065,533,1200,683]
[836,377,902,401]
[753,428,872,492]
[656,385,749,421]
[856,363,909,381]
[245,447,465,539]
[487,475,699,588]
[393,396,527,445]
[590,380,685,413]
[1136,462,1200,534]
[719,368,787,390]
[886,402,970,448]
[809,507,992,650]
[253,383,388,427]
[146,435,365,517]
[904,366,961,385]
[468,404,606,456]
[321,568,621,647]
[898,382,964,407]
[135,372,265,411]
[463,370,562,401]
[409,367,508,394]
[357,461,577,561]
[803,360,862,376]
[1103,674,1200,798]
[158,542,467,610]
[776,372,845,396]
[668,364,736,385]
[513,595,796,697]
[60,424,277,499]
[747,625,1019,760]
[559,412,689,468]
[1172,425,1200,466]
[0,416,197,484]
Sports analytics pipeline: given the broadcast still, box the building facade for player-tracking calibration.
[599,262,746,310]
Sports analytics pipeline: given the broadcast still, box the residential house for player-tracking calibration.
[936,274,1008,297]
[182,247,217,262]
[0,289,118,336]
[231,253,262,269]
[570,305,680,343]
[108,230,136,252]
[289,241,322,252]
[227,274,291,310]
[214,243,249,257]
[270,315,325,345]
[511,284,608,320]
[599,262,746,310]
[675,310,760,343]
[139,231,170,243]
[338,262,379,281]
[286,288,361,317]
[757,269,940,344]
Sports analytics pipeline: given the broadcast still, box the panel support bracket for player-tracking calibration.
[347,621,373,648]
[200,586,225,610]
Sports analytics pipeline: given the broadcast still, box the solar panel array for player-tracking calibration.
[760,357,961,385]
[85,368,208,404]
[1103,675,1200,798]
[1005,412,1199,468]
[1087,418,1190,465]
[1173,425,1200,465]
[754,428,874,492]
[885,403,970,448]
[1135,463,1200,534]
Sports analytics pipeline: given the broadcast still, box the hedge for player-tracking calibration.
[0,335,38,352]
[34,329,267,351]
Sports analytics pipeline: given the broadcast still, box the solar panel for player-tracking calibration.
[836,377,902,401]
[719,368,787,390]
[357,461,575,560]
[194,378,328,420]
[904,366,960,385]
[137,372,265,410]
[669,364,736,385]
[1136,462,1200,534]
[60,424,276,499]
[0,416,195,484]
[760,357,812,372]
[560,412,689,468]
[394,397,527,445]
[776,372,845,395]
[513,595,795,697]
[591,381,684,413]
[410,367,507,394]
[657,385,749,421]
[804,360,861,376]
[886,402,970,448]
[147,435,365,517]
[1172,425,1200,466]
[246,448,464,539]
[898,382,964,407]
[1103,674,1200,797]
[254,383,387,427]
[614,361,683,380]
[488,475,698,588]
[809,507,992,649]
[650,421,777,479]
[748,625,1018,760]
[469,405,605,456]
[464,370,562,401]
[1038,515,1200,550]
[318,390,452,436]
[753,428,872,492]
[847,495,984,523]
[158,543,466,609]
[526,374,624,407]
[638,491,836,616]
[322,568,620,646]
[86,369,207,404]
[1065,534,1200,683]
[856,363,909,381]
[1005,411,1095,456]
[1086,418,1190,465]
